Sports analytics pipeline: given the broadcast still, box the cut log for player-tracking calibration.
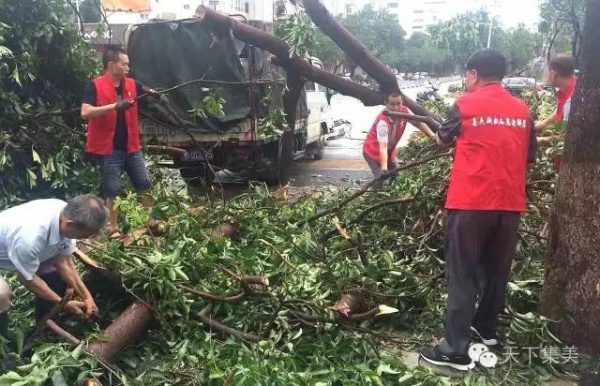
[87,301,153,363]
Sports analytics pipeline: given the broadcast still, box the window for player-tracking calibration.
[141,13,149,20]
[413,25,424,30]
[388,2,398,7]
[209,0,219,10]
[234,0,244,12]
[183,4,190,10]
[414,9,424,13]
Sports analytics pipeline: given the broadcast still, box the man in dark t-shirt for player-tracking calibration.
[81,47,164,240]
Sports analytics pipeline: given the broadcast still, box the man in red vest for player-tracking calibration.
[535,55,577,133]
[362,92,436,189]
[420,50,537,371]
[81,48,164,240]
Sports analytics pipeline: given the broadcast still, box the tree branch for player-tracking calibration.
[301,151,452,224]
[176,283,246,302]
[195,313,261,342]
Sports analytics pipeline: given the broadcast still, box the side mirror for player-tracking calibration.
[326,88,334,105]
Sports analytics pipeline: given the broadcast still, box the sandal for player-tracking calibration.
[108,230,124,241]
[146,221,166,236]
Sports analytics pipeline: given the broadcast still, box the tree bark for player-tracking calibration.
[87,301,154,363]
[541,0,600,355]
[303,0,397,92]
[195,4,438,117]
[302,0,440,122]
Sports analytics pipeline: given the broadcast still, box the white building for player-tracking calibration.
[322,0,358,17]
[100,0,275,24]
[375,0,453,36]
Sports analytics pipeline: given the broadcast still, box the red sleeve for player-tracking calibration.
[554,91,568,120]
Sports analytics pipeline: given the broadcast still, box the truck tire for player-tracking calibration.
[275,129,294,184]
[313,138,325,160]
[179,166,215,187]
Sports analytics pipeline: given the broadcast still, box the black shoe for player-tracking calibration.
[420,345,475,371]
[471,326,499,347]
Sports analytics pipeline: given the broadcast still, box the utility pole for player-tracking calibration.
[487,15,493,48]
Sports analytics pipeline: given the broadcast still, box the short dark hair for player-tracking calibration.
[466,49,507,81]
[549,55,575,77]
[102,47,126,70]
[385,91,402,103]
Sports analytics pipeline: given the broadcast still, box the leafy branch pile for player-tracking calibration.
[0,96,575,385]
[0,0,99,207]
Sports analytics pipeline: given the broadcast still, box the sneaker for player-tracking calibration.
[471,326,499,346]
[420,345,475,371]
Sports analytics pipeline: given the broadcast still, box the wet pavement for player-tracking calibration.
[207,79,460,192]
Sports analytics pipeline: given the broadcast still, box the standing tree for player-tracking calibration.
[541,0,600,383]
[539,0,585,63]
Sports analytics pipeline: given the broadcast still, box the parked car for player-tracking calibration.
[502,77,536,94]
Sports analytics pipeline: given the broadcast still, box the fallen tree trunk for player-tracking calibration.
[87,301,154,363]
[302,0,441,122]
[303,0,397,92]
[195,5,428,109]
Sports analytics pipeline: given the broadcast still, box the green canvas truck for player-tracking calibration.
[124,18,331,186]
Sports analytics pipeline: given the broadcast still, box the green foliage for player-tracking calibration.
[258,85,287,137]
[538,0,585,59]
[310,6,406,74]
[522,90,556,120]
[275,12,315,59]
[189,90,226,120]
[0,0,99,207]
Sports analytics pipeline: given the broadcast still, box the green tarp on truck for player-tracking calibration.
[126,18,307,134]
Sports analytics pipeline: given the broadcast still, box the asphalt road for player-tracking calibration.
[289,80,459,188]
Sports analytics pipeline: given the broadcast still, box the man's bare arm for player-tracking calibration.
[18,274,62,303]
[54,255,92,301]
[417,122,436,139]
[81,103,117,120]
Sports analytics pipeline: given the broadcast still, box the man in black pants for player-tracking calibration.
[420,49,537,371]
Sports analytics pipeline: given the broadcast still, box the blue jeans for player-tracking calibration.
[99,151,152,198]
[363,152,398,190]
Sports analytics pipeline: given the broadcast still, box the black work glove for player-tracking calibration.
[115,98,134,111]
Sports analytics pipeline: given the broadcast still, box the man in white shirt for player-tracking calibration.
[0,194,108,336]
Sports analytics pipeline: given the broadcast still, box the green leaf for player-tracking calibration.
[51,371,68,386]
[32,148,41,164]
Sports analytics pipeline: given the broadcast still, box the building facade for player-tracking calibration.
[99,0,275,24]
[375,0,452,35]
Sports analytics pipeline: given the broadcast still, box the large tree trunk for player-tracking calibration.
[541,0,600,356]
[302,0,440,122]
[195,5,384,106]
[303,0,397,92]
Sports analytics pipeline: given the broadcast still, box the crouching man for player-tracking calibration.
[0,195,109,336]
[363,92,436,190]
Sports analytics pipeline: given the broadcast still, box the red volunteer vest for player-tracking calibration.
[363,106,409,164]
[85,74,141,155]
[446,83,532,212]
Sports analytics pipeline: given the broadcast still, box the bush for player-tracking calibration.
[0,0,100,207]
